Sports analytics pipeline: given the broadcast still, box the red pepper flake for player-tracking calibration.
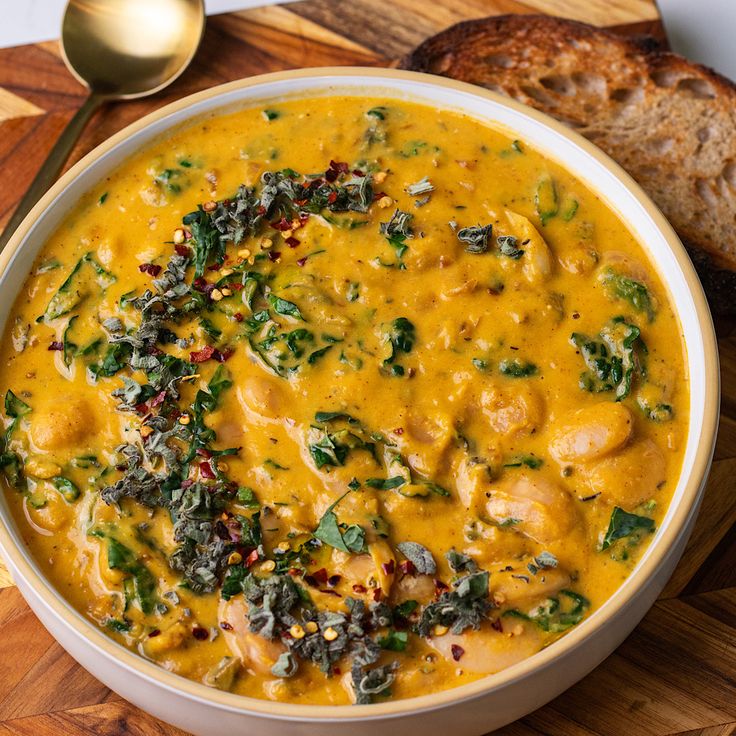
[312,568,329,584]
[196,448,213,459]
[327,191,338,204]
[333,667,342,676]
[325,168,338,183]
[190,345,216,363]
[330,160,349,174]
[393,427,404,435]
[139,263,162,277]
[271,217,291,231]
[220,621,233,631]
[491,618,503,633]
[150,390,167,408]
[174,243,191,257]
[214,347,234,363]
[381,560,395,576]
[373,191,387,201]
[207,263,222,272]
[285,236,300,248]
[199,461,216,479]
[352,584,366,594]
[399,559,416,576]
[257,205,267,216]
[451,644,465,662]
[48,341,63,351]
[233,312,244,323]
[352,169,365,177]
[296,257,308,267]
[148,629,161,638]
[192,627,209,641]
[245,549,260,567]
[372,587,383,602]
[192,277,208,292]
[288,567,301,577]
[435,580,449,595]
[267,251,281,262]
[226,281,244,291]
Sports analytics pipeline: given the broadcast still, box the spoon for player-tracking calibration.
[0,0,205,251]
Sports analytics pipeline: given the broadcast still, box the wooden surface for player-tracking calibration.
[0,1,734,734]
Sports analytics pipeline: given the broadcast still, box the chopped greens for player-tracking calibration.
[601,268,656,322]
[456,224,492,254]
[571,317,646,400]
[535,176,559,225]
[601,507,655,550]
[505,590,589,632]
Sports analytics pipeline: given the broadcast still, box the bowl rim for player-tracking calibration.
[0,66,720,722]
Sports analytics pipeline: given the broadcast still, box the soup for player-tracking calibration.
[0,96,687,705]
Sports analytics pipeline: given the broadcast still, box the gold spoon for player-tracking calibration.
[0,0,205,250]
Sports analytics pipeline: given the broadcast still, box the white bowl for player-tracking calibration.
[0,68,720,736]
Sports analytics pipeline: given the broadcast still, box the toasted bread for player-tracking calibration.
[401,14,736,313]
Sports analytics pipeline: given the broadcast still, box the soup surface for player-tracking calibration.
[0,96,688,705]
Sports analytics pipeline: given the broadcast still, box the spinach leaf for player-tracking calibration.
[602,269,656,322]
[53,476,80,502]
[267,294,304,321]
[499,359,538,378]
[106,537,157,614]
[504,590,589,633]
[40,253,116,322]
[183,207,224,279]
[378,630,408,652]
[365,476,406,490]
[535,176,559,225]
[571,317,646,400]
[601,506,655,550]
[382,317,415,366]
[313,492,365,554]
[5,390,30,419]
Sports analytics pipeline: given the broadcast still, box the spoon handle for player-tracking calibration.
[0,93,104,252]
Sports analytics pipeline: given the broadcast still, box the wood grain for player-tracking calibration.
[0,1,734,734]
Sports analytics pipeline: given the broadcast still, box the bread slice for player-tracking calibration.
[401,14,736,313]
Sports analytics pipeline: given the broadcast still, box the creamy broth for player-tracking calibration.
[0,96,687,705]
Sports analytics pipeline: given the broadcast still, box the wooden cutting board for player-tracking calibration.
[0,1,734,734]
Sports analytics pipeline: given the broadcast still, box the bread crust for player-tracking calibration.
[401,14,736,313]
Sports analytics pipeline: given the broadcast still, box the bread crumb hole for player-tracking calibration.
[483,53,515,69]
[696,178,718,208]
[539,75,576,96]
[610,87,644,105]
[520,85,555,106]
[722,161,736,188]
[647,137,674,155]
[650,70,679,88]
[571,72,606,95]
[676,77,715,99]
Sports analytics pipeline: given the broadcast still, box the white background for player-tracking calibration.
[0,0,735,83]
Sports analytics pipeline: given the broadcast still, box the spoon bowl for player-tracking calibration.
[0,0,204,250]
[62,0,205,98]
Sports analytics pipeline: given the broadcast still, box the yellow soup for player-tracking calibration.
[0,96,687,705]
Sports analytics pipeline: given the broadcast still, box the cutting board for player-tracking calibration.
[0,1,734,735]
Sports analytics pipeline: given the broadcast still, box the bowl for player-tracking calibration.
[0,68,720,736]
